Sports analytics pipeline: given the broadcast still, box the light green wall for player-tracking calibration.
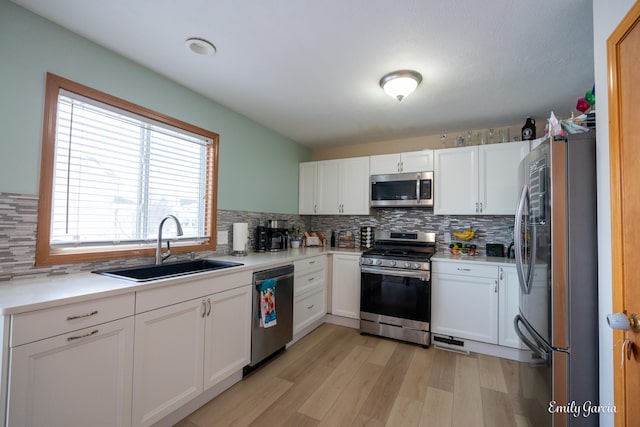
[0,0,310,213]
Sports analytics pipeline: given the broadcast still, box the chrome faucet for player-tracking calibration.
[156,215,184,265]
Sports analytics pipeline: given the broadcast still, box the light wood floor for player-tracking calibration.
[175,323,533,427]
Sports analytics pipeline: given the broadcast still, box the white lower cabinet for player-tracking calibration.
[498,265,524,349]
[431,263,499,344]
[293,256,327,335]
[203,286,252,389]
[8,316,134,427]
[294,285,326,334]
[331,254,361,319]
[132,298,205,426]
[432,260,526,350]
[132,285,251,427]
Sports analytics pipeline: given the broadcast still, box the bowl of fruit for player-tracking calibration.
[450,242,477,255]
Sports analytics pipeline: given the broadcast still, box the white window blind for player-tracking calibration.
[51,89,211,248]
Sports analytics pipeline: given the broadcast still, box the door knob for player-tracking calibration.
[607,312,640,332]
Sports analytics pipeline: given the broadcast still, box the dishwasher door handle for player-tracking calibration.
[254,272,295,287]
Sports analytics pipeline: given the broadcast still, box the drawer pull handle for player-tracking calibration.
[309,261,316,265]
[67,329,99,341]
[308,277,314,282]
[66,310,98,321]
[457,268,471,272]
[307,304,315,310]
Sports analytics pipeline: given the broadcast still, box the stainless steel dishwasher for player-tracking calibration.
[246,264,294,372]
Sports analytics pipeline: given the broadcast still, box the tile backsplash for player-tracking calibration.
[307,208,515,254]
[0,192,514,281]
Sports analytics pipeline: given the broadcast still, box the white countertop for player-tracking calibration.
[0,247,362,316]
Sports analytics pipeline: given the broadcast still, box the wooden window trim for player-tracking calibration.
[35,72,219,266]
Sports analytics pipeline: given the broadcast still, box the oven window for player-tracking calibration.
[360,272,430,322]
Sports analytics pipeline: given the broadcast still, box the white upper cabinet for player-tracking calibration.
[298,162,317,215]
[434,141,529,215]
[433,145,478,215]
[478,141,530,215]
[370,150,434,174]
[299,157,369,215]
[339,157,370,214]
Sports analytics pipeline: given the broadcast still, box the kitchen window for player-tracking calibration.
[35,73,219,266]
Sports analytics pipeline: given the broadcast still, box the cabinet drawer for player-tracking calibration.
[432,261,498,278]
[294,286,326,334]
[295,269,325,294]
[10,293,135,347]
[294,255,327,275]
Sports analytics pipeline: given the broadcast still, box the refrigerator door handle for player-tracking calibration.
[514,186,534,294]
[514,314,549,363]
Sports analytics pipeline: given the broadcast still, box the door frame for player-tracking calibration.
[607,1,640,424]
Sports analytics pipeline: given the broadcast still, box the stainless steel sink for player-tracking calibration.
[94,259,244,282]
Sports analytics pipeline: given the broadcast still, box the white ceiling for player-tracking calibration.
[12,0,595,148]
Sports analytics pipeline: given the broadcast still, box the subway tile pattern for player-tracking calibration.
[0,192,513,281]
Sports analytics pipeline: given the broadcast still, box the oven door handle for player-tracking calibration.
[361,266,430,280]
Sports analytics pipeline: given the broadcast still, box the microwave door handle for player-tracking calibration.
[416,174,421,202]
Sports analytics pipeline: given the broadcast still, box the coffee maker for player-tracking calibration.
[255,219,289,252]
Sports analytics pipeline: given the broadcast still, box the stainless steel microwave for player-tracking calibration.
[370,171,434,208]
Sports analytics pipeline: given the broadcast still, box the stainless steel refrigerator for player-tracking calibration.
[513,132,599,427]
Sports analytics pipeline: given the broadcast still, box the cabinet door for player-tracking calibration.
[478,141,529,214]
[498,266,524,349]
[203,285,252,390]
[316,159,340,214]
[431,273,499,344]
[401,150,434,172]
[434,146,478,215]
[8,317,134,427]
[132,298,205,427]
[339,156,370,215]
[331,254,361,319]
[370,153,401,174]
[299,162,317,214]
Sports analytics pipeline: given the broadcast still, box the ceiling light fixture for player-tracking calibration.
[379,70,422,101]
[184,38,216,56]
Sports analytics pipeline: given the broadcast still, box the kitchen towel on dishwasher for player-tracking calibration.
[259,278,277,328]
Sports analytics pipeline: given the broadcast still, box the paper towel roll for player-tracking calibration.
[233,223,248,255]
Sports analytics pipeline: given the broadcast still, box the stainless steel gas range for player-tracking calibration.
[359,231,436,347]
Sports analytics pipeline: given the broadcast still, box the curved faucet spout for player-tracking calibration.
[156,215,184,265]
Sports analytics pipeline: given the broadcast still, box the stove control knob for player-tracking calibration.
[413,263,421,269]
[374,259,383,266]
[404,262,411,268]
[389,260,396,267]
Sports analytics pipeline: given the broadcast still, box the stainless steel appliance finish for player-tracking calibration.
[370,171,434,208]
[248,265,294,369]
[513,133,598,426]
[360,231,436,346]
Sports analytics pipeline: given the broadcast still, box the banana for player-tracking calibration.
[453,227,475,241]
